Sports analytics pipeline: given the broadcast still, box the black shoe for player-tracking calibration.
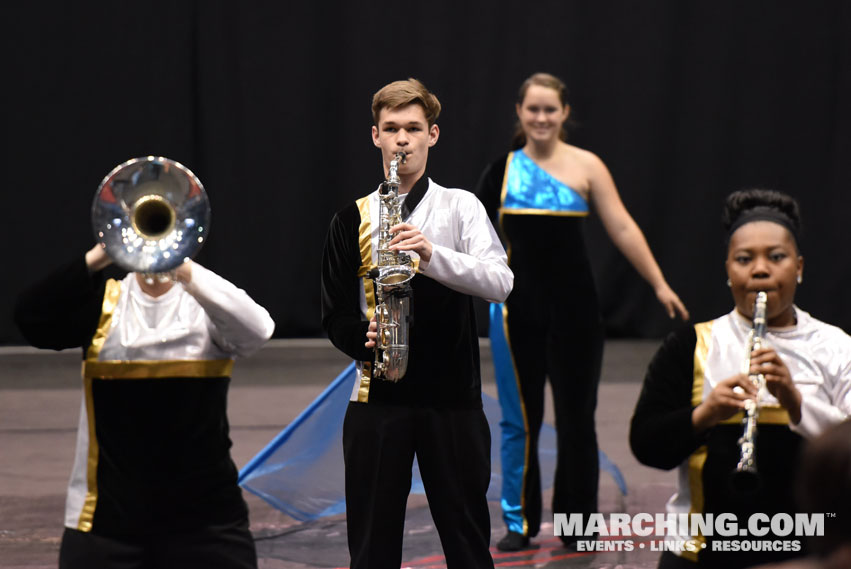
[559,537,578,550]
[497,530,530,551]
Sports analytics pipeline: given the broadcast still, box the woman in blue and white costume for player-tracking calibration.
[475,72,689,551]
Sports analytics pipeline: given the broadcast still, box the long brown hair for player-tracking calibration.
[512,72,570,149]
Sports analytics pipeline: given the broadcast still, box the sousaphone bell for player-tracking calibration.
[91,156,210,274]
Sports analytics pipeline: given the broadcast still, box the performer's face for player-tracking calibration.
[135,272,175,298]
[372,104,439,190]
[726,221,803,327]
[516,85,570,144]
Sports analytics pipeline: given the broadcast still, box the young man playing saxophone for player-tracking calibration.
[320,78,513,569]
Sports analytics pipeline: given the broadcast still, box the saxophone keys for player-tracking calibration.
[376,304,390,324]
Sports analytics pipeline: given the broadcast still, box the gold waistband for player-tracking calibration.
[719,406,790,425]
[83,359,234,380]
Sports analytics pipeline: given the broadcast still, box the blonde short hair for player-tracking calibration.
[372,78,442,127]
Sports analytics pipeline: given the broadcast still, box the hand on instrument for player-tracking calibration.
[388,223,432,263]
[365,317,377,349]
[85,244,112,273]
[173,261,193,284]
[692,374,758,432]
[655,284,689,321]
[750,347,802,424]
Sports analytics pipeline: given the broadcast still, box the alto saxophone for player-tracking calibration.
[731,290,768,493]
[368,152,415,382]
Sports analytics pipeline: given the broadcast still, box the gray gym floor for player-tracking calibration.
[0,339,677,568]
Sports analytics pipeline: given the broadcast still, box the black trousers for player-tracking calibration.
[504,301,603,538]
[343,402,494,569]
[58,518,257,569]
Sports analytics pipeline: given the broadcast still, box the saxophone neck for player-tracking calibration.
[383,152,407,191]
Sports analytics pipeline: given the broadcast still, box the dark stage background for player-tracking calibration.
[3,1,850,345]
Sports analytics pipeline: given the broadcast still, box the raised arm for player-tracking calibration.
[14,246,108,351]
[585,151,688,320]
[178,261,275,358]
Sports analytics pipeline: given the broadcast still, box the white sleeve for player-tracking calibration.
[419,193,513,303]
[791,361,851,438]
[181,261,276,357]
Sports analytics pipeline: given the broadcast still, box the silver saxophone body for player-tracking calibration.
[369,152,415,382]
[731,290,768,493]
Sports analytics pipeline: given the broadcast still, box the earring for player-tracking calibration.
[797,275,803,284]
[726,278,732,287]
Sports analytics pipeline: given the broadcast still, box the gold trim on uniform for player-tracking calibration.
[683,321,789,560]
[78,375,99,531]
[500,208,589,218]
[75,279,236,530]
[86,279,121,361]
[684,320,714,559]
[498,151,514,211]
[498,156,514,264]
[358,362,372,403]
[356,196,376,320]
[356,196,375,403]
[719,407,790,425]
[76,278,121,531]
[693,322,713,408]
[353,192,422,403]
[84,359,234,380]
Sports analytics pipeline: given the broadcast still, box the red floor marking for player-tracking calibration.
[399,546,595,569]
[491,545,566,559]
[403,554,449,565]
[390,523,664,568]
[495,551,596,567]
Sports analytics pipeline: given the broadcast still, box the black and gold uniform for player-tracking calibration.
[321,174,513,569]
[15,256,274,569]
[630,309,851,568]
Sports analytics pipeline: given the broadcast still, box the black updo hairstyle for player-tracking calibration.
[722,189,802,253]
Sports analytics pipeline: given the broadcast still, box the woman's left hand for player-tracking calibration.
[751,347,802,424]
[655,285,690,321]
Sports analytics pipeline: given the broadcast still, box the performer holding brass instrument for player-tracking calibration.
[369,151,415,382]
[630,189,851,568]
[321,78,513,569]
[14,157,275,569]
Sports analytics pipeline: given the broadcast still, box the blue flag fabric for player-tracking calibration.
[239,362,627,522]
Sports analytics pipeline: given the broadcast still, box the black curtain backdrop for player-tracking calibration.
[3,0,849,344]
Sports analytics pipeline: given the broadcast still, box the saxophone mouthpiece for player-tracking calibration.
[395,151,407,164]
